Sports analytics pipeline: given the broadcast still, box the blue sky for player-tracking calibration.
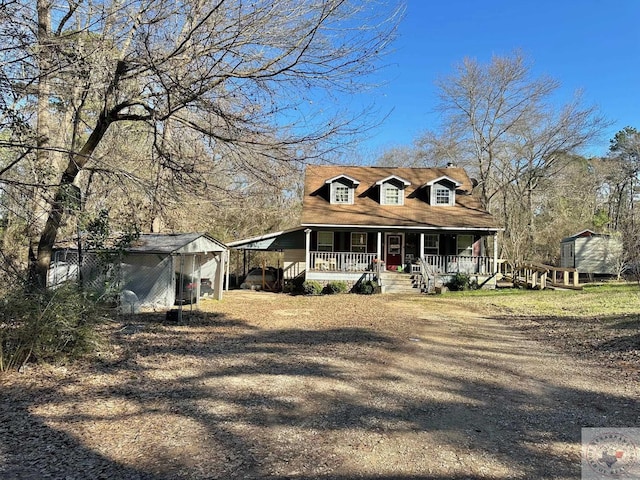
[357,0,640,158]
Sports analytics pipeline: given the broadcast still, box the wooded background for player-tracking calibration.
[1,0,638,291]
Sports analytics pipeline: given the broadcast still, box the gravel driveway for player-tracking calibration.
[1,291,637,479]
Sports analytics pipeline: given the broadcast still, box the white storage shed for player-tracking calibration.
[50,233,228,307]
[560,230,623,275]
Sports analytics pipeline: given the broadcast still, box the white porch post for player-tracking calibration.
[224,250,230,291]
[304,228,312,273]
[377,231,382,263]
[419,233,425,260]
[493,234,499,274]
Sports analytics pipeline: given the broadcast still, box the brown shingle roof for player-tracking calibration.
[300,165,500,230]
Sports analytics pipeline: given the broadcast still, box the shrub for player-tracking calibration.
[323,281,348,294]
[0,285,106,371]
[354,280,378,295]
[283,276,305,294]
[301,280,323,296]
[446,273,478,291]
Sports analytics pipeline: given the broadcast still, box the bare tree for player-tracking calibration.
[419,51,608,263]
[602,127,640,278]
[531,155,604,263]
[0,0,403,288]
[605,127,640,230]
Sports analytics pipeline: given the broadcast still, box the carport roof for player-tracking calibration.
[227,227,305,251]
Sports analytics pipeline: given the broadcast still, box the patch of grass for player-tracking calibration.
[444,283,640,318]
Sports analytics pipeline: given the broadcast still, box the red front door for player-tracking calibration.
[385,234,403,269]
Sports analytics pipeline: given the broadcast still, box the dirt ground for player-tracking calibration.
[1,290,638,479]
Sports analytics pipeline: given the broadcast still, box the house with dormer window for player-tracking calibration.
[229,165,502,292]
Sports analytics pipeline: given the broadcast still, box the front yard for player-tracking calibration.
[1,286,638,479]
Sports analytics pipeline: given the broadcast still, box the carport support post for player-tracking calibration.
[304,228,312,273]
[225,250,229,291]
[215,251,225,300]
[194,254,200,307]
[493,234,499,274]
[178,254,185,322]
[243,250,247,278]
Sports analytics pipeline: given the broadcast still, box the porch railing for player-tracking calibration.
[422,255,496,275]
[309,252,497,275]
[310,252,377,272]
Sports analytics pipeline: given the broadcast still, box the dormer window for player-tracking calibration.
[383,184,401,205]
[435,186,452,205]
[325,174,359,205]
[425,175,461,206]
[376,175,410,206]
[334,184,350,203]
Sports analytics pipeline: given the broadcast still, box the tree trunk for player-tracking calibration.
[30,0,53,268]
[28,114,112,289]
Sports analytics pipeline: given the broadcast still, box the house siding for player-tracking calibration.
[312,229,380,254]
[284,249,306,279]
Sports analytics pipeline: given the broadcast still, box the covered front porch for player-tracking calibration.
[228,226,502,291]
[304,228,499,276]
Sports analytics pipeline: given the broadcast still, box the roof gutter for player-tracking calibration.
[300,223,504,232]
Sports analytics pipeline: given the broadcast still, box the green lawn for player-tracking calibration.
[418,283,640,319]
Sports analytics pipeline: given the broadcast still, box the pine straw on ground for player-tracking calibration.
[1,290,638,480]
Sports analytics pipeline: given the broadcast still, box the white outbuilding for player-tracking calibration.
[50,233,228,308]
[560,230,623,276]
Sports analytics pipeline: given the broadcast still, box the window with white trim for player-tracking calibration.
[333,184,350,204]
[381,183,403,205]
[317,231,334,252]
[435,187,452,205]
[351,232,367,253]
[327,179,357,205]
[423,234,439,255]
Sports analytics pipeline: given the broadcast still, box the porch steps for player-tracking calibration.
[379,271,423,294]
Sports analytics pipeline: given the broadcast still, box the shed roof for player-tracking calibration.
[126,233,227,254]
[560,230,609,243]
